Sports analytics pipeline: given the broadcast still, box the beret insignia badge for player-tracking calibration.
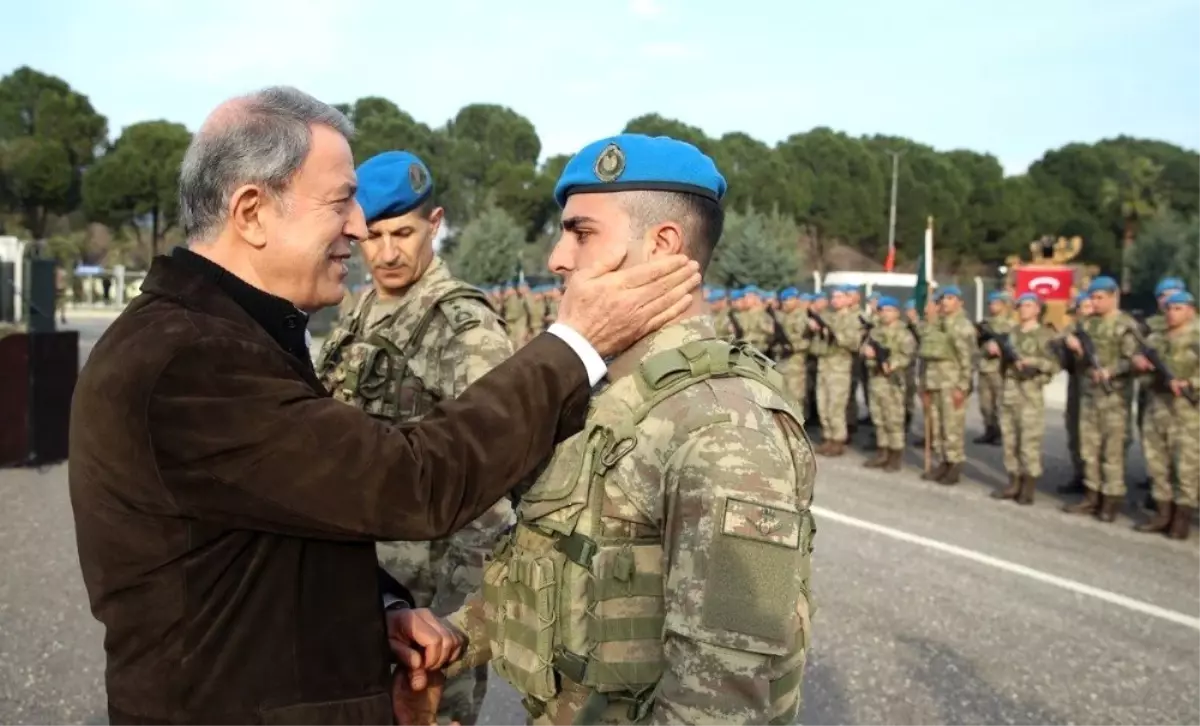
[408,163,429,195]
[593,143,625,183]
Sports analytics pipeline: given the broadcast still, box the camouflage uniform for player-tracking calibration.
[864,318,916,464]
[1059,319,1086,487]
[744,306,774,354]
[1141,323,1200,510]
[777,307,810,415]
[447,316,816,725]
[976,313,1015,441]
[919,310,977,480]
[314,256,515,725]
[815,307,861,451]
[1066,312,1138,517]
[998,324,1061,481]
[503,292,531,348]
[529,293,548,338]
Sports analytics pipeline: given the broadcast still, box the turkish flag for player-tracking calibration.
[1015,267,1073,301]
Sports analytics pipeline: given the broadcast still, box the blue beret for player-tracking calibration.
[554,133,726,208]
[877,295,899,310]
[939,284,963,299]
[1156,277,1186,297]
[730,289,746,301]
[705,289,721,302]
[1016,292,1042,306]
[780,287,800,301]
[1165,291,1196,307]
[355,151,434,224]
[906,299,916,310]
[1087,276,1118,295]
[988,291,1011,303]
[842,285,859,294]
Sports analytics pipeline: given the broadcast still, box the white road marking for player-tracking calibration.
[811,504,1200,632]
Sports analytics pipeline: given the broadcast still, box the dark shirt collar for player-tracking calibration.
[170,247,311,363]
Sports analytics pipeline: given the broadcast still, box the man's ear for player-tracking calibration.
[649,221,685,257]
[230,184,268,249]
[428,206,445,239]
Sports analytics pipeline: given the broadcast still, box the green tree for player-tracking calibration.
[82,120,191,256]
[0,66,108,237]
[708,209,803,288]
[447,204,526,285]
[1127,212,1199,308]
[340,96,437,166]
[1099,154,1167,292]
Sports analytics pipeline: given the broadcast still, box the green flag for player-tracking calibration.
[913,253,928,320]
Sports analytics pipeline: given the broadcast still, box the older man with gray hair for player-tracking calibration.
[68,86,699,725]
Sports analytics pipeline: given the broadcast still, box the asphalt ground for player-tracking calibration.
[1,313,1196,724]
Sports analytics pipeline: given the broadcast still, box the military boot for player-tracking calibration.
[862,449,888,468]
[991,474,1020,500]
[1063,489,1100,515]
[814,440,832,456]
[972,426,998,445]
[1098,495,1121,523]
[1016,474,1036,505]
[922,462,949,482]
[1134,501,1173,533]
[825,440,846,457]
[1168,505,1194,540]
[884,449,904,472]
[938,462,962,486]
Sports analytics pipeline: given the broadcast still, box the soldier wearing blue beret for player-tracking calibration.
[976,290,1016,445]
[1061,274,1139,521]
[315,150,516,726]
[920,280,978,484]
[435,134,816,726]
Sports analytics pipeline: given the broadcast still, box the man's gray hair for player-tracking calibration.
[179,86,355,241]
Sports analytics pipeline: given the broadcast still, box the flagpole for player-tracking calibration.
[924,216,934,282]
[887,152,899,253]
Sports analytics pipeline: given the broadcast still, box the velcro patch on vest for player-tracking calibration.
[439,297,484,335]
[721,498,802,549]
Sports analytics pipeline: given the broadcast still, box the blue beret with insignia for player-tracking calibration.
[355,151,435,225]
[1165,291,1196,307]
[1016,292,1042,307]
[1087,276,1118,295]
[1156,277,1186,297]
[553,133,727,208]
[939,284,963,299]
[988,291,1011,303]
[877,295,899,310]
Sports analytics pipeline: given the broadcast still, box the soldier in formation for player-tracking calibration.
[974,291,1014,445]
[918,286,978,484]
[417,133,815,726]
[861,296,915,471]
[313,150,515,725]
[808,285,863,456]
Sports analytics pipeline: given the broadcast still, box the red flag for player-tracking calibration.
[884,244,895,273]
[1015,267,1072,301]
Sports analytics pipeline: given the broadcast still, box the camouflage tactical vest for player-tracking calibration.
[918,318,954,361]
[314,280,491,422]
[481,339,815,718]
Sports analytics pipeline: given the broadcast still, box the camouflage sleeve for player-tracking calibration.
[444,592,493,676]
[832,313,861,352]
[441,305,516,399]
[1114,317,1139,378]
[952,319,977,391]
[892,326,916,371]
[1034,329,1062,378]
[654,424,810,725]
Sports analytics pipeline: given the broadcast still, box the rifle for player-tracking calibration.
[806,309,832,340]
[728,310,745,341]
[977,321,1040,380]
[766,307,794,359]
[1128,322,1199,405]
[858,315,892,369]
[1074,328,1114,395]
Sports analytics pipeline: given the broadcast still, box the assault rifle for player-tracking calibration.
[858,315,891,368]
[806,310,832,340]
[1074,328,1114,395]
[728,310,745,342]
[766,307,794,360]
[977,321,1040,379]
[1129,321,1199,405]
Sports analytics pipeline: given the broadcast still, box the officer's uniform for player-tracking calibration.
[313,151,514,725]
[776,287,810,413]
[1136,277,1184,497]
[445,134,816,725]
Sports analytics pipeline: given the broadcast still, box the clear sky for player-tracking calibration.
[4,0,1197,175]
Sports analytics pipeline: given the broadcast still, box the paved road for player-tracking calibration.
[2,315,1197,724]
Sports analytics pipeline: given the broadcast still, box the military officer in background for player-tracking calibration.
[974,291,1014,445]
[417,134,815,726]
[810,285,861,456]
[919,285,978,484]
[743,286,774,353]
[1133,289,1199,539]
[1061,276,1138,521]
[313,150,514,725]
[861,296,915,471]
[778,287,811,413]
[502,282,530,347]
[1133,277,1186,499]
[989,293,1061,505]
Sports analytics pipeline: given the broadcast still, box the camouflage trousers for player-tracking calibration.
[817,361,852,442]
[977,371,1003,431]
[1143,393,1200,508]
[927,388,967,464]
[868,374,906,450]
[1000,380,1045,478]
[778,355,808,419]
[1066,375,1083,480]
[1080,390,1129,497]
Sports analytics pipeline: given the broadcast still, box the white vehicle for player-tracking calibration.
[816,271,922,298]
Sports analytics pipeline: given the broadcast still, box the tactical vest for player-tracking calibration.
[919,319,954,361]
[314,281,491,422]
[1083,314,1132,370]
[481,339,815,722]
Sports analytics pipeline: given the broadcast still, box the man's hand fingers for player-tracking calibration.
[575,243,628,281]
[408,668,428,692]
[392,642,422,672]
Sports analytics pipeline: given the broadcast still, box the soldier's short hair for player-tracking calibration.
[620,190,725,271]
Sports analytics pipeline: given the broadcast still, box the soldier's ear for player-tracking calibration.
[647,221,684,259]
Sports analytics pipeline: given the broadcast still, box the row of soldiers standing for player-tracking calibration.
[706,276,1199,540]
[486,283,562,348]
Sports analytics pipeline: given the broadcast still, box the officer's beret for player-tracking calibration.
[1016,292,1042,307]
[939,285,963,299]
[554,134,727,208]
[1165,291,1196,307]
[988,291,1011,303]
[877,295,899,310]
[780,287,800,301]
[1156,277,1186,297]
[355,151,434,225]
[1087,276,1119,295]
